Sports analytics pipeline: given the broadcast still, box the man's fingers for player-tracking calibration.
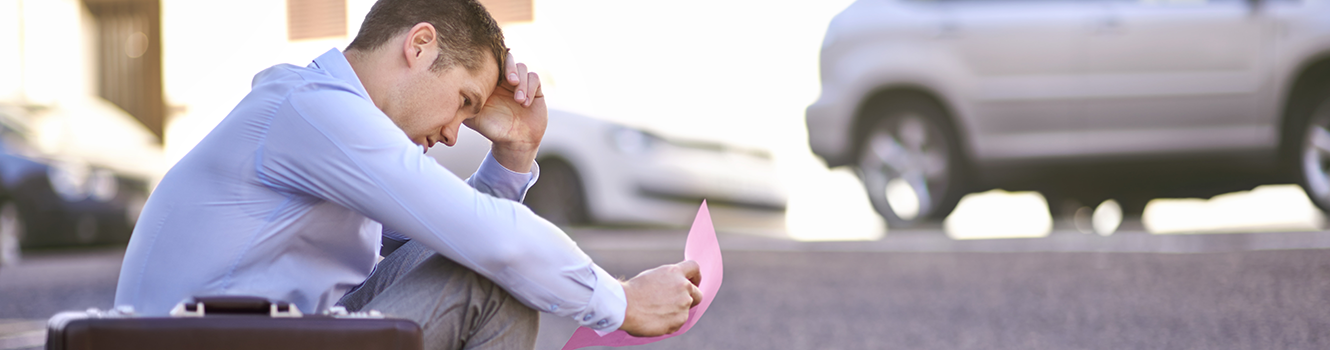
[667,324,683,335]
[524,71,541,107]
[499,53,540,107]
[679,260,703,308]
[514,63,529,104]
[505,51,519,86]
[678,260,702,286]
[687,283,703,308]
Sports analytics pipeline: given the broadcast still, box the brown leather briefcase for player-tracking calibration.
[45,296,422,350]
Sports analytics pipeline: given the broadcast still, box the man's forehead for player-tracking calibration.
[468,58,501,96]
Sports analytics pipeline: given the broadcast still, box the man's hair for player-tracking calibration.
[346,0,506,79]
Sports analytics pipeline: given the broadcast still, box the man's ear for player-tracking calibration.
[401,22,437,70]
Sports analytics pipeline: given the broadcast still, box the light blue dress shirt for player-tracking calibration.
[114,48,626,333]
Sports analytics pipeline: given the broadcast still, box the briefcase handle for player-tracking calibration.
[169,295,303,318]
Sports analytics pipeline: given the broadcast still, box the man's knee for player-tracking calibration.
[461,276,537,349]
[405,256,538,349]
[436,256,536,327]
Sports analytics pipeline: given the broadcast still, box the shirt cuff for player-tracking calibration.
[466,151,540,202]
[575,264,627,335]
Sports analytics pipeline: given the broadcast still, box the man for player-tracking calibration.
[113,0,702,348]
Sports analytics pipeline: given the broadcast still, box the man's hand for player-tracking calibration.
[619,260,704,337]
[465,51,546,173]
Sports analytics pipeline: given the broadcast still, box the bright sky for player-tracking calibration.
[493,0,908,240]
[500,0,850,151]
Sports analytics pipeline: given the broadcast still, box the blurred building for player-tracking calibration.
[0,0,164,183]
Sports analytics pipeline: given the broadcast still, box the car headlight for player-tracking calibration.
[48,161,90,202]
[609,126,656,155]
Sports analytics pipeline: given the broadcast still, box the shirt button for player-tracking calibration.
[582,312,594,322]
[549,304,559,312]
[596,319,609,328]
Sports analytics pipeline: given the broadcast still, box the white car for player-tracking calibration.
[428,110,786,226]
[808,0,1330,227]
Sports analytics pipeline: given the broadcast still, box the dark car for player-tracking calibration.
[0,106,149,266]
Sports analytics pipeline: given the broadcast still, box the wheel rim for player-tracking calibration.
[858,114,951,223]
[524,159,589,226]
[0,202,24,266]
[1303,104,1330,207]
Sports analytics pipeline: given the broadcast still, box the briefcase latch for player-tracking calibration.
[168,297,304,318]
[325,306,385,319]
[270,302,303,318]
[169,302,205,317]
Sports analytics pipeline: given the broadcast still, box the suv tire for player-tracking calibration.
[1295,94,1330,213]
[524,158,591,226]
[854,95,967,228]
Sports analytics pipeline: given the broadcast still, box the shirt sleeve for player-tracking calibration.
[465,151,539,203]
[258,86,625,333]
[384,152,537,244]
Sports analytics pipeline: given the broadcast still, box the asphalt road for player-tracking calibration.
[6,228,1330,350]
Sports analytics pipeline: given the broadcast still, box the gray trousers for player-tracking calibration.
[338,240,538,350]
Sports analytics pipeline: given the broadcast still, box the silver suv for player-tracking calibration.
[808,0,1330,227]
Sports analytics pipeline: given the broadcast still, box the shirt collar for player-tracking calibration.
[311,48,373,102]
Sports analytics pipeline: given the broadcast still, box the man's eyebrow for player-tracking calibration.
[467,88,482,115]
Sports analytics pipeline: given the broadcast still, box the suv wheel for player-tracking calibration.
[524,158,590,226]
[1296,96,1330,212]
[855,98,965,227]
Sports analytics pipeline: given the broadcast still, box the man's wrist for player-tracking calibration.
[619,281,636,331]
[490,141,539,173]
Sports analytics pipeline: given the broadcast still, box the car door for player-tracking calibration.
[938,0,1099,160]
[1076,0,1272,156]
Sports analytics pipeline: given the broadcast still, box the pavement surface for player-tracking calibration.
[6,228,1330,349]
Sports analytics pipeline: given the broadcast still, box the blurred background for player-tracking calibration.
[5,0,1330,348]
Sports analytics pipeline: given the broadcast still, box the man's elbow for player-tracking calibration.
[477,243,531,272]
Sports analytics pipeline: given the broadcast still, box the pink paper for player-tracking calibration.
[561,201,723,350]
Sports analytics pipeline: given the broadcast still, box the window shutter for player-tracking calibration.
[85,0,165,140]
[478,0,532,24]
[288,0,347,41]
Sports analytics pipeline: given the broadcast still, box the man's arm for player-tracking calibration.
[464,151,538,202]
[381,150,535,256]
[260,88,625,333]
[269,56,701,337]
[464,51,545,174]
[462,53,704,337]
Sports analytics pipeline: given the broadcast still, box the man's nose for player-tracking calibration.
[440,130,457,147]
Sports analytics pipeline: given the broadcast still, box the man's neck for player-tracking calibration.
[344,49,389,109]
